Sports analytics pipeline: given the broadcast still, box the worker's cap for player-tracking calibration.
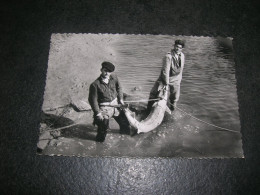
[101,61,115,72]
[174,40,185,48]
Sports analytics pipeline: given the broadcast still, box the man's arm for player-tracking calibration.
[161,54,171,85]
[181,53,185,71]
[179,53,185,76]
[88,83,100,116]
[114,75,124,105]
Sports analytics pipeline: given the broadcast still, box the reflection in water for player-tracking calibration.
[112,35,240,131]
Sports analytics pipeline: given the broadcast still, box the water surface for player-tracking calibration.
[112,35,240,132]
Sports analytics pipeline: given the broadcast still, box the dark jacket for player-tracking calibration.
[88,74,123,115]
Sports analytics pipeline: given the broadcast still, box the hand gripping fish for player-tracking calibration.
[123,82,170,134]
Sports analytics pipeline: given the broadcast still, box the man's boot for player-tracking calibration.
[170,102,177,111]
[130,126,137,136]
[95,119,109,142]
[95,131,107,142]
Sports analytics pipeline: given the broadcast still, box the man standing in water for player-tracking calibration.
[88,61,131,142]
[147,40,185,111]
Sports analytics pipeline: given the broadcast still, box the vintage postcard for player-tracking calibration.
[37,33,243,158]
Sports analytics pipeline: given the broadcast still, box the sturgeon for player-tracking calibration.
[123,83,169,134]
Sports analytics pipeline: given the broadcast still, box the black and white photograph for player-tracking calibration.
[37,33,243,158]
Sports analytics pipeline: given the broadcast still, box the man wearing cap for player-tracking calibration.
[88,61,131,142]
[147,40,185,112]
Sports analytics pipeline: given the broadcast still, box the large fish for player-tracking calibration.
[123,83,170,134]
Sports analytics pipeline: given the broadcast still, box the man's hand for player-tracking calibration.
[119,99,128,109]
[96,113,103,121]
[163,85,168,90]
[119,99,125,105]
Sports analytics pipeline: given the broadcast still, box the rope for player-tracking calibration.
[124,97,238,133]
[172,104,239,133]
[42,98,238,134]
[124,98,160,103]
[44,123,81,132]
[124,98,239,133]
[43,98,158,132]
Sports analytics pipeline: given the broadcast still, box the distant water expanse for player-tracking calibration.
[112,35,240,132]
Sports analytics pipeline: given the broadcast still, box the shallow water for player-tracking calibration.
[112,35,240,132]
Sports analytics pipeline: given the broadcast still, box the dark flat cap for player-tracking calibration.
[101,61,115,72]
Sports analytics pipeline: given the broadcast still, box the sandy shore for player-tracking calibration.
[42,33,120,110]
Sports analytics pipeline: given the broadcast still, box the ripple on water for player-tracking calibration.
[112,35,240,134]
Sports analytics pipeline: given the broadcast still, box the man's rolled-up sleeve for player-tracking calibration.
[88,84,100,115]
